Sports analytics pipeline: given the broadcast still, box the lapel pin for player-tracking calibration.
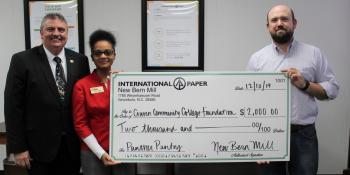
[70,59,74,63]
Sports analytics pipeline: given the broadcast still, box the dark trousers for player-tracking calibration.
[81,150,136,175]
[28,136,80,175]
[259,124,318,175]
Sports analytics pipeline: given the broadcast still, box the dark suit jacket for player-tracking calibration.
[4,45,90,162]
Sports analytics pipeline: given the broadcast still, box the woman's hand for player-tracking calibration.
[110,70,123,74]
[257,160,270,165]
[101,153,121,166]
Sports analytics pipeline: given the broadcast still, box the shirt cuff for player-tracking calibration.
[82,134,106,159]
[319,81,339,99]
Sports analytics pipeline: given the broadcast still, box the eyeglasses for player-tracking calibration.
[92,49,114,56]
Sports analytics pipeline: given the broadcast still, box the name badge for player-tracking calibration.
[90,86,104,94]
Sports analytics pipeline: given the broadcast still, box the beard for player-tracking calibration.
[270,29,294,44]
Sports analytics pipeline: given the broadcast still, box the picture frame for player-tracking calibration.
[23,0,84,54]
[142,0,204,71]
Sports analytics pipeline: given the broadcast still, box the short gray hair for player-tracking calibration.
[266,5,296,24]
[40,13,67,30]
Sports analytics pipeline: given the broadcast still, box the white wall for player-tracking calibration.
[0,0,26,170]
[0,0,349,174]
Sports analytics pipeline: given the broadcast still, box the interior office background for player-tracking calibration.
[0,0,349,174]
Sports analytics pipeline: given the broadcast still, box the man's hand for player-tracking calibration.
[14,151,31,169]
[101,153,121,166]
[281,68,306,89]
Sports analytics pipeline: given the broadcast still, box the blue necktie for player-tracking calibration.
[53,57,66,100]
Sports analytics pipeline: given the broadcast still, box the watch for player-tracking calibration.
[300,80,310,91]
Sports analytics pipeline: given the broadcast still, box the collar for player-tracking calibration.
[272,39,297,54]
[91,69,110,84]
[43,45,66,61]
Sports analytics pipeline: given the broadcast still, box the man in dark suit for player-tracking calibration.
[4,13,90,175]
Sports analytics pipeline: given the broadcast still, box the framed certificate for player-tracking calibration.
[23,0,84,53]
[142,0,204,71]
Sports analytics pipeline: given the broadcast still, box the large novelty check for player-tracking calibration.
[110,72,290,162]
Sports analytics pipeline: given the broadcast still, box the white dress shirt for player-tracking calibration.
[43,46,67,80]
[247,40,339,125]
